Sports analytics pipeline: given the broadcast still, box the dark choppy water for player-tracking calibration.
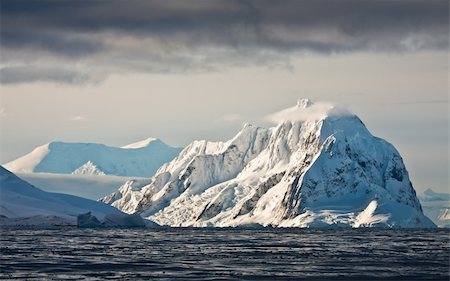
[0,227,449,280]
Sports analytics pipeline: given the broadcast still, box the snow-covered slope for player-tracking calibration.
[102,99,434,228]
[3,137,182,177]
[419,188,450,227]
[121,137,158,149]
[101,124,270,216]
[0,166,153,226]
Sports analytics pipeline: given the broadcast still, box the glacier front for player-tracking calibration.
[102,99,435,228]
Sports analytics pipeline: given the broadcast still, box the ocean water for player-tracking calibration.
[0,227,448,280]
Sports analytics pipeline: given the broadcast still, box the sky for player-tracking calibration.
[0,0,448,193]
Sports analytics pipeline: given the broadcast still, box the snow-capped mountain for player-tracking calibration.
[0,166,153,226]
[419,188,450,227]
[3,137,182,177]
[102,99,435,228]
[72,161,106,175]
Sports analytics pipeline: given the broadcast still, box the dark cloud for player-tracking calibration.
[1,0,448,84]
[2,30,104,59]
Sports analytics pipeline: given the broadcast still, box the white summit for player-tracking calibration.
[100,99,435,228]
[3,137,182,177]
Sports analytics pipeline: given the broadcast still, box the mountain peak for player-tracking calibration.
[121,137,159,149]
[268,99,351,124]
[296,98,313,109]
[422,188,450,201]
[71,161,106,175]
[102,99,434,228]
[242,122,257,129]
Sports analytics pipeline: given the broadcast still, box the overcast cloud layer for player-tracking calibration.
[1,0,448,84]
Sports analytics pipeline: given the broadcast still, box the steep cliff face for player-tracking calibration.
[102,100,435,228]
[102,124,271,217]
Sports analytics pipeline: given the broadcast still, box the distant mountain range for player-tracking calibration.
[101,99,435,228]
[3,137,182,177]
[419,188,450,227]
